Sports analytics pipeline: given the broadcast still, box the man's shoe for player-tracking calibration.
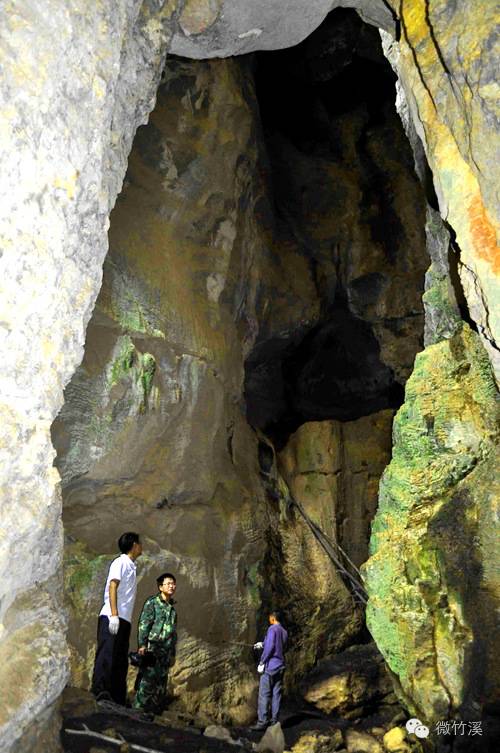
[249,722,268,731]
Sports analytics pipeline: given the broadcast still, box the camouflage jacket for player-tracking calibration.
[137,594,177,651]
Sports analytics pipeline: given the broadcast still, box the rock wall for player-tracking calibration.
[381,1,500,381]
[364,324,499,725]
[0,2,181,749]
[51,13,429,723]
[53,56,270,724]
[265,413,394,686]
[361,1,500,732]
[1,1,498,748]
[167,0,500,381]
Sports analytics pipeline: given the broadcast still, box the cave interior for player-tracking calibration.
[53,6,450,748]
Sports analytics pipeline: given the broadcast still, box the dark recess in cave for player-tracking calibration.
[244,9,417,447]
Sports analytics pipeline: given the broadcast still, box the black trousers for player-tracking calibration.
[91,616,131,704]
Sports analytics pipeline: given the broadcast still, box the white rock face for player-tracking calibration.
[170,0,396,57]
[0,1,178,749]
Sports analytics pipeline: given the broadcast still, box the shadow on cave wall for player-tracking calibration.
[427,478,500,752]
[244,9,426,447]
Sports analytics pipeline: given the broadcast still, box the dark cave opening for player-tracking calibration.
[244,8,427,447]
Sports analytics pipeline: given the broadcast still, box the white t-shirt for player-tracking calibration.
[99,553,137,624]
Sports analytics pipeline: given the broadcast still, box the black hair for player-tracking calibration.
[157,572,176,587]
[269,608,282,622]
[118,532,140,554]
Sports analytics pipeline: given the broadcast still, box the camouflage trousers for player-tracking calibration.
[133,647,172,713]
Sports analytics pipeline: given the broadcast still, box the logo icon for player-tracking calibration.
[406,718,430,738]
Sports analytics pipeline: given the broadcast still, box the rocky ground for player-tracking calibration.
[61,687,421,753]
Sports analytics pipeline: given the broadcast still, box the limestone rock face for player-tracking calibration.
[0,1,180,749]
[53,56,269,724]
[170,0,397,58]
[422,207,462,347]
[381,1,500,381]
[171,0,500,384]
[269,414,393,683]
[244,12,428,438]
[364,325,499,723]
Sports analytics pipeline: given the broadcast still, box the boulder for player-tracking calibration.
[382,727,408,752]
[302,643,394,717]
[290,730,343,752]
[256,722,286,753]
[204,724,239,745]
[344,729,383,753]
[364,325,500,722]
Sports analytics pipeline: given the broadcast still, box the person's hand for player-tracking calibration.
[108,616,120,635]
[257,663,265,674]
[253,641,264,650]
[138,646,146,655]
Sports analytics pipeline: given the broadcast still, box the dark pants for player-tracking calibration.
[257,670,284,724]
[133,647,172,713]
[91,616,131,704]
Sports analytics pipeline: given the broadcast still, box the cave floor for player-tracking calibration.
[61,687,404,752]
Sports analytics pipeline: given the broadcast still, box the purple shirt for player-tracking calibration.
[260,623,288,673]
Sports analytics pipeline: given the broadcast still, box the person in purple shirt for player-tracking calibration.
[251,609,288,730]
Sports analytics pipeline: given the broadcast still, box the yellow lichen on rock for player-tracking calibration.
[383,726,408,752]
[386,0,500,378]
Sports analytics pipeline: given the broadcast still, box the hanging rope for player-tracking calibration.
[290,496,369,607]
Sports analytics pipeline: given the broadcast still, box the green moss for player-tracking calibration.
[245,562,263,608]
[139,353,156,407]
[101,259,166,339]
[64,543,110,613]
[108,336,136,387]
[363,325,499,721]
[423,277,456,317]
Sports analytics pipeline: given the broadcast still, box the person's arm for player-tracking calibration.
[109,579,120,616]
[164,607,176,645]
[137,599,155,651]
[106,560,124,634]
[169,609,178,665]
[260,627,276,666]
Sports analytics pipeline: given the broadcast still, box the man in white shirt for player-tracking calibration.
[91,531,143,704]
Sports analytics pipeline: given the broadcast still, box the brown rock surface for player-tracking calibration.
[290,730,343,753]
[54,56,269,723]
[301,643,394,718]
[267,415,393,683]
[345,729,383,753]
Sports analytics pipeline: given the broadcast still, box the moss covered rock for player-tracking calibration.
[364,324,499,723]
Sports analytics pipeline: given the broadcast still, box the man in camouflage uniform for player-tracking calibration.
[133,572,177,714]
